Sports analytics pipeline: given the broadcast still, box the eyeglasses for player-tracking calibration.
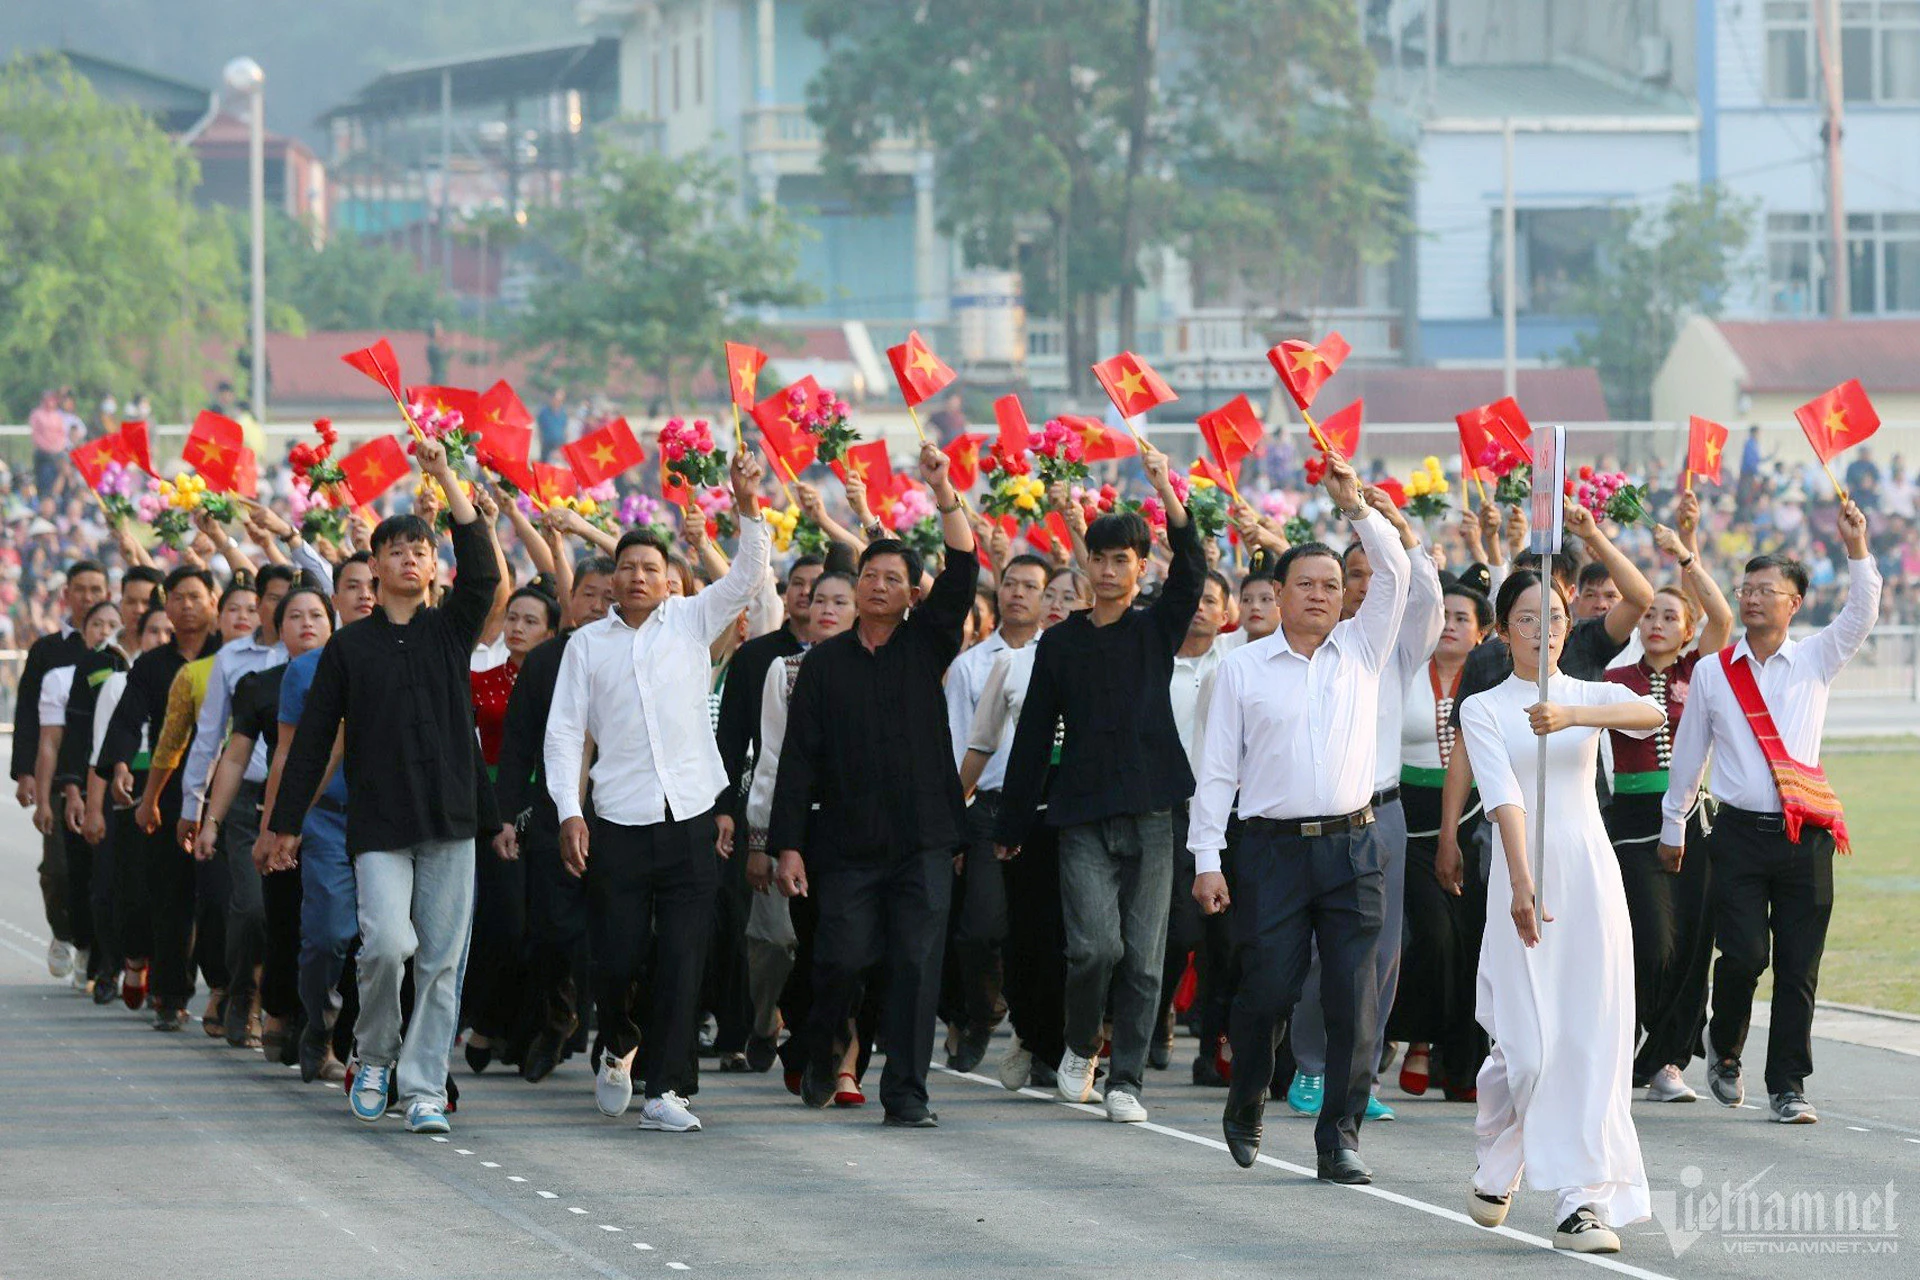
[1508,613,1569,637]
[1734,585,1800,601]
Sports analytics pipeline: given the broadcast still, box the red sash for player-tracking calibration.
[1719,648,1850,854]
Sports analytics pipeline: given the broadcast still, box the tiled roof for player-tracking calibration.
[1713,319,1920,394]
[1311,365,1610,423]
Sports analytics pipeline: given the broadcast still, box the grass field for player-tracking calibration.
[1818,747,1920,1013]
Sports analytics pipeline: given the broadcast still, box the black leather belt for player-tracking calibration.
[312,795,348,817]
[1716,804,1787,834]
[1246,805,1375,839]
[1370,785,1400,809]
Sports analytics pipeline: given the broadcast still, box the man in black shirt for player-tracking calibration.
[493,556,614,1082]
[264,435,499,1135]
[12,559,110,978]
[97,566,221,1029]
[768,443,977,1127]
[994,444,1203,1124]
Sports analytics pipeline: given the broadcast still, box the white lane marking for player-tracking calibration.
[1847,1125,1871,1132]
[935,1065,1684,1280]
[508,1175,528,1182]
[632,1243,654,1251]
[599,1225,623,1232]
[481,1161,501,1168]
[430,1136,449,1143]
[456,1148,474,1155]
[666,1264,690,1271]
[568,1207,588,1215]
[536,1191,558,1199]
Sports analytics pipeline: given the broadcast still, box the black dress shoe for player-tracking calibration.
[799,1062,836,1110]
[744,1034,779,1073]
[1317,1149,1373,1185]
[1148,1039,1173,1071]
[883,1109,939,1128]
[1222,1101,1264,1168]
[521,1029,564,1083]
[465,1041,494,1074]
[947,1027,992,1074]
[298,1024,330,1082]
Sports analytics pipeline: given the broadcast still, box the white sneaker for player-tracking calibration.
[1646,1064,1698,1103]
[1057,1049,1099,1103]
[638,1091,702,1132]
[996,1036,1034,1091]
[70,949,91,992]
[47,940,73,979]
[1104,1088,1148,1123]
[594,1048,635,1117]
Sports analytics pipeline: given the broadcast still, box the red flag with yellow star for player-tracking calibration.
[994,395,1032,455]
[1190,456,1237,492]
[342,338,405,400]
[1687,416,1730,485]
[887,330,957,407]
[119,419,155,475]
[1267,332,1350,412]
[944,432,989,491]
[405,384,480,429]
[751,381,822,479]
[1061,414,1139,462]
[534,463,579,506]
[183,411,245,492]
[339,435,410,507]
[234,447,259,500]
[1793,379,1880,463]
[1196,394,1264,475]
[832,439,897,503]
[69,433,135,488]
[564,418,645,489]
[1315,399,1364,458]
[1091,352,1177,420]
[724,341,770,412]
[1456,396,1533,468]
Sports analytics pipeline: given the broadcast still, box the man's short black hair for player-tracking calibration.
[1514,548,1582,591]
[1085,511,1150,558]
[787,553,826,579]
[858,537,924,586]
[162,565,216,597]
[67,558,108,584]
[574,553,616,580]
[1275,541,1341,585]
[1002,553,1051,582]
[1342,539,1370,565]
[256,562,300,595]
[613,527,673,568]
[1576,561,1613,591]
[1203,569,1232,601]
[508,585,562,631]
[333,550,372,590]
[370,514,434,554]
[123,565,165,590]
[1745,552,1809,597]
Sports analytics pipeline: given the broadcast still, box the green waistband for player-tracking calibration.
[1399,764,1448,788]
[131,751,151,771]
[1612,770,1670,794]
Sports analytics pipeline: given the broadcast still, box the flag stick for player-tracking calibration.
[735,401,796,507]
[1820,457,1848,501]
[1299,408,1333,456]
[906,402,931,445]
[1684,468,1693,494]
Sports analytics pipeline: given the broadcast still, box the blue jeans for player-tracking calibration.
[297,806,355,1035]
[354,837,475,1108]
[1057,812,1174,1097]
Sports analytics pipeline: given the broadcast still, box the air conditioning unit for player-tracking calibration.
[1636,34,1672,83]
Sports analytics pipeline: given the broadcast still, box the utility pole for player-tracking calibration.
[1502,116,1517,398]
[1815,0,1847,318]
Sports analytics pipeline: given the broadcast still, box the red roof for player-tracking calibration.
[1310,366,1610,423]
[1712,319,1920,394]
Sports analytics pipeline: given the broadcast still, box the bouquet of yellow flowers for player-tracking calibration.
[1404,456,1451,519]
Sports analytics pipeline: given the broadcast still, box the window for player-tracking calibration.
[1768,211,1920,315]
[1488,208,1614,316]
[1768,212,1822,315]
[1768,0,1920,102]
[1884,213,1920,311]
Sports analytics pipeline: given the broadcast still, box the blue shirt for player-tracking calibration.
[536,404,569,451]
[279,650,348,807]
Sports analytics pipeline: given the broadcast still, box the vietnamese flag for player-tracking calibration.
[474,380,533,465]
[1267,332,1350,412]
[1091,351,1177,420]
[752,382,821,479]
[118,419,155,475]
[564,417,645,488]
[887,330,957,407]
[660,455,692,507]
[944,432,989,491]
[1191,456,1238,493]
[994,394,1032,455]
[405,384,481,430]
[69,433,135,488]
[339,435,411,507]
[724,341,770,411]
[183,411,246,492]
[1315,399,1364,458]
[1062,415,1138,463]
[832,439,896,502]
[1456,396,1533,470]
[1196,394,1264,475]
[233,448,259,500]
[533,463,578,506]
[342,338,405,401]
[1793,379,1880,463]
[1687,416,1730,485]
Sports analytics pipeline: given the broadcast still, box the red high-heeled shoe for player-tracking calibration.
[121,960,148,1011]
[833,1073,866,1107]
[1399,1049,1431,1097]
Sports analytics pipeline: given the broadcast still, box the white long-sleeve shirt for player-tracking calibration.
[1660,554,1881,846]
[1188,510,1410,873]
[745,654,805,832]
[1372,541,1445,792]
[944,629,1012,769]
[546,516,771,827]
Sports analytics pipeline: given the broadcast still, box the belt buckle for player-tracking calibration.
[1301,820,1323,838]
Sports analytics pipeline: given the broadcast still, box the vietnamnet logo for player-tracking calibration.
[1651,1165,1901,1258]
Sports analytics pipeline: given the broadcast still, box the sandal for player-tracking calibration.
[202,990,227,1037]
[1399,1048,1430,1097]
[833,1072,866,1107]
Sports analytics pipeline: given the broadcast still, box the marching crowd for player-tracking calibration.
[7,403,1885,1262]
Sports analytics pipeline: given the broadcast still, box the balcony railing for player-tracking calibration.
[1025,307,1403,391]
[744,106,920,155]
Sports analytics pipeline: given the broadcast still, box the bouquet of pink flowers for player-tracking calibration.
[616,492,676,542]
[406,399,476,469]
[660,417,727,491]
[696,485,737,540]
[1570,465,1653,527]
[788,382,859,462]
[1478,442,1531,505]
[1029,418,1091,488]
[95,461,140,522]
[288,475,349,545]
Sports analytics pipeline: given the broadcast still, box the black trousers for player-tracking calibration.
[1705,810,1835,1095]
[941,793,1008,1038]
[59,801,96,956]
[110,806,152,968]
[1390,831,1489,1094]
[1226,821,1385,1154]
[807,847,953,1117]
[524,829,591,1041]
[260,864,303,1022]
[193,840,229,994]
[775,884,881,1080]
[705,830,754,1054]
[144,820,199,1011]
[1000,822,1067,1066]
[585,811,718,1097]
[465,834,528,1042]
[1605,795,1713,1080]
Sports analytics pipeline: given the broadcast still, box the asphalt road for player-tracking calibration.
[0,804,1914,1280]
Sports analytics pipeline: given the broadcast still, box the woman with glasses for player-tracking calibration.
[1604,495,1733,1104]
[1456,571,1664,1255]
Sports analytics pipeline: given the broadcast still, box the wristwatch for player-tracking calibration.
[1340,503,1368,522]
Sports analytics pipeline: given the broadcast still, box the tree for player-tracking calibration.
[244,209,454,333]
[512,141,813,408]
[0,53,242,419]
[1559,185,1757,420]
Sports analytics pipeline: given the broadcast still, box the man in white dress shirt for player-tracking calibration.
[1659,500,1878,1125]
[546,447,768,1134]
[1190,452,1409,1185]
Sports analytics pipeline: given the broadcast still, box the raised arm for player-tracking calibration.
[688,448,771,643]
[1805,498,1882,682]
[1563,500,1654,645]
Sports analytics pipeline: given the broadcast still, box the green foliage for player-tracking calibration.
[243,209,453,333]
[512,140,813,407]
[1559,185,1758,420]
[0,53,242,419]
